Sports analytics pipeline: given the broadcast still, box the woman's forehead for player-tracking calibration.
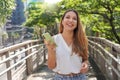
[66,11,76,14]
[64,12,77,19]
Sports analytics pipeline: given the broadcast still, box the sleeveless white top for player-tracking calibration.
[52,34,82,74]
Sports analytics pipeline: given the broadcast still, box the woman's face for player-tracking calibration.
[62,11,77,32]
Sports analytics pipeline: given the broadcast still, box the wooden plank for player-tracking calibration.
[5,52,12,80]
[25,44,33,75]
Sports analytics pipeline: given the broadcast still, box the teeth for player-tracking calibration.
[67,23,72,27]
[69,25,72,27]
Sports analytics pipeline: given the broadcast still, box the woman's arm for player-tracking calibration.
[44,40,56,69]
[47,47,56,69]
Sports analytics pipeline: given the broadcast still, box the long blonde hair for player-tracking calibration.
[59,9,88,61]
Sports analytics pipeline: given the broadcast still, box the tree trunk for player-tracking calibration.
[109,18,120,44]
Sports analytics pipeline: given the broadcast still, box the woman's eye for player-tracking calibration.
[65,16,77,22]
[66,16,70,19]
[73,18,77,21]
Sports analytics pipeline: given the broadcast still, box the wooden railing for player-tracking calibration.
[88,37,120,80]
[0,40,47,80]
[0,37,120,80]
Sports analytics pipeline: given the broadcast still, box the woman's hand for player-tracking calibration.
[44,39,56,51]
[80,61,89,73]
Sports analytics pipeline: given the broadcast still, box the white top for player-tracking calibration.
[52,34,82,74]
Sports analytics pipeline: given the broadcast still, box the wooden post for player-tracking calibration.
[36,44,40,67]
[96,32,99,37]
[25,43,33,75]
[5,52,12,80]
[43,45,46,63]
[111,46,118,80]
[36,40,42,67]
[36,51,40,67]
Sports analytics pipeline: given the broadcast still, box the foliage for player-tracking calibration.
[0,0,15,27]
[24,0,120,43]
[0,30,8,40]
[57,0,120,43]
[24,2,58,27]
[24,2,59,39]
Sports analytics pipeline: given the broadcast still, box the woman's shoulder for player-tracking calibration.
[53,33,61,38]
[53,33,61,42]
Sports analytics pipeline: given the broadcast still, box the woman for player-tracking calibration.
[44,9,88,80]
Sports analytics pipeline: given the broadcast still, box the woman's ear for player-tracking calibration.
[62,20,64,27]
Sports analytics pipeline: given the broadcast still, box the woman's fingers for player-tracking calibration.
[44,39,50,45]
[44,39,56,50]
[80,62,88,73]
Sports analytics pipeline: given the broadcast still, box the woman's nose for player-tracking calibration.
[69,18,73,22]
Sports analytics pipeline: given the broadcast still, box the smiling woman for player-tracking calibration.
[45,0,61,3]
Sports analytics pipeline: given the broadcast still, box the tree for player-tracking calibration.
[24,2,59,39]
[57,0,120,43]
[0,0,15,27]
[0,0,15,47]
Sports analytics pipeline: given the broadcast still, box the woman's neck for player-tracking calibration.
[62,31,73,39]
[61,31,74,46]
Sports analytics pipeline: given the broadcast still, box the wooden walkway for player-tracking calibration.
[26,57,106,80]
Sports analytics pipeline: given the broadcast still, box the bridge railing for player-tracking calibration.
[88,37,120,80]
[0,40,47,80]
[88,37,120,56]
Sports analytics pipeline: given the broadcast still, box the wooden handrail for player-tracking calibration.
[0,40,39,54]
[88,38,120,80]
[0,44,40,64]
[0,39,47,80]
[88,36,120,53]
[89,40,119,64]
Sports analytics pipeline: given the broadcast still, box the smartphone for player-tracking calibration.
[42,32,57,46]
